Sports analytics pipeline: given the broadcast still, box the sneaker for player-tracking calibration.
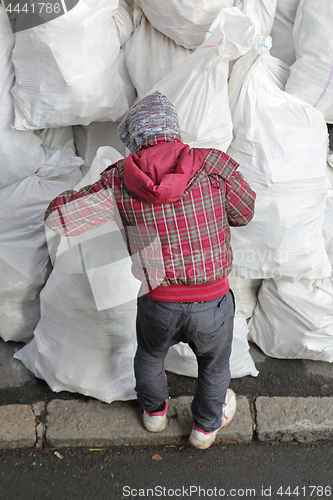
[143,400,168,433]
[189,389,237,449]
[222,388,237,425]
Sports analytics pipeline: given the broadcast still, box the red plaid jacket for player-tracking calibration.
[45,135,255,302]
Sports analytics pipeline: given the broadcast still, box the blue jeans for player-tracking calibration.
[134,290,235,432]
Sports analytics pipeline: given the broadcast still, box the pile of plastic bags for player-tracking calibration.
[0,0,332,403]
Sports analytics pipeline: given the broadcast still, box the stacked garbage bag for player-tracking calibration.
[0,6,83,343]
[0,0,332,403]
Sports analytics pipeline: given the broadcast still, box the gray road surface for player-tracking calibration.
[0,441,332,500]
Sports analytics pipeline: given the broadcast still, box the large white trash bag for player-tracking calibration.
[228,37,331,281]
[240,0,277,36]
[0,5,45,188]
[0,149,83,343]
[329,127,333,153]
[152,8,255,151]
[324,156,333,265]
[135,0,234,50]
[285,0,333,124]
[15,148,142,403]
[270,0,299,66]
[118,47,137,110]
[125,7,193,100]
[12,0,129,130]
[113,0,134,47]
[37,127,76,157]
[73,122,128,173]
[165,311,259,378]
[324,194,333,265]
[249,277,333,362]
[228,276,262,319]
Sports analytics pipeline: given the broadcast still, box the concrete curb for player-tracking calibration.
[1,396,333,450]
[256,397,333,442]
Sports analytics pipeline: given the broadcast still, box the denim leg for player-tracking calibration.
[134,344,169,412]
[188,291,235,432]
[134,294,181,412]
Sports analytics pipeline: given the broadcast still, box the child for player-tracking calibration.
[45,92,256,449]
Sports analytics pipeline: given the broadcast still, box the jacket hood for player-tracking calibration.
[122,139,208,204]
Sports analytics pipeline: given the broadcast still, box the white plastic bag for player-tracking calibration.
[125,7,193,100]
[285,0,333,123]
[240,0,277,36]
[12,0,129,130]
[270,0,299,66]
[118,47,137,112]
[324,157,333,265]
[249,277,333,362]
[37,127,76,157]
[73,122,127,173]
[0,149,83,343]
[15,148,142,403]
[165,311,259,378]
[14,269,139,402]
[135,0,234,49]
[113,0,133,47]
[324,194,333,266]
[228,38,331,280]
[0,5,45,188]
[329,127,333,153]
[228,276,262,319]
[152,8,255,150]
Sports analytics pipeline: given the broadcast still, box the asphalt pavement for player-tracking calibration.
[1,441,333,500]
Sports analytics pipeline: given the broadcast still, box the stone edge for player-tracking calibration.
[1,396,333,449]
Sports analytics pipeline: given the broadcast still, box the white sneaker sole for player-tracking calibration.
[189,389,237,449]
[222,388,237,426]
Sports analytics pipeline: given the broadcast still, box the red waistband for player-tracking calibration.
[143,277,229,302]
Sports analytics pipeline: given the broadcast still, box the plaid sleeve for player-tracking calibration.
[225,170,256,227]
[44,179,115,236]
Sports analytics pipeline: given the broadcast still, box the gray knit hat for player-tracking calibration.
[118,91,181,153]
